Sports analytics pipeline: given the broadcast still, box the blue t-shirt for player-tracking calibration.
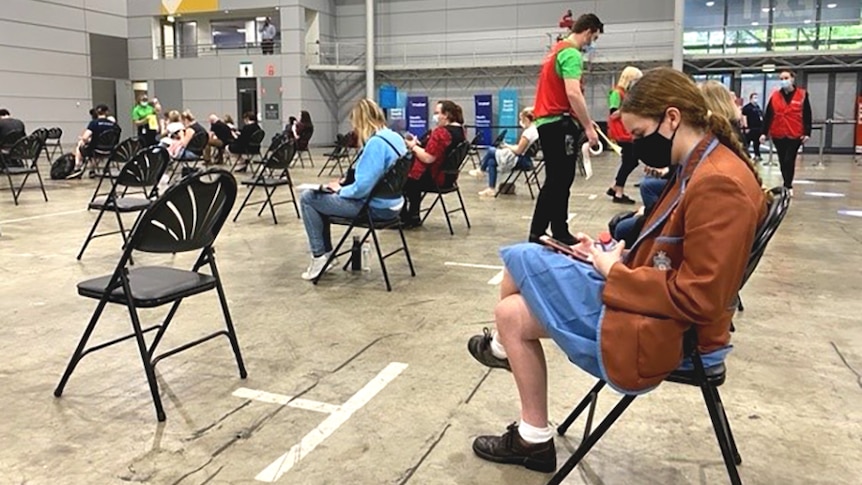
[87,118,117,141]
[338,128,406,211]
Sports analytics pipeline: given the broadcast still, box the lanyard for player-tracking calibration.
[626,137,720,259]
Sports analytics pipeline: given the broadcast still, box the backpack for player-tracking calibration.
[50,153,76,179]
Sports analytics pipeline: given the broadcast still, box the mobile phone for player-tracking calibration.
[539,235,593,264]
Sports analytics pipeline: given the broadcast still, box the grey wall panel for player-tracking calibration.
[4,0,86,31]
[128,17,154,39]
[128,38,154,61]
[0,19,88,54]
[153,79,184,114]
[260,76,283,136]
[115,79,135,136]
[183,79,225,101]
[89,34,130,79]
[0,72,90,99]
[0,46,89,77]
[91,78,117,114]
[130,59,168,79]
[86,10,129,38]
[86,0,128,16]
[126,0,161,17]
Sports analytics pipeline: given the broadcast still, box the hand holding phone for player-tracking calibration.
[539,235,593,264]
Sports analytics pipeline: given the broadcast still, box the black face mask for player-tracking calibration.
[633,113,677,169]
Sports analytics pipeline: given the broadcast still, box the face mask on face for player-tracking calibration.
[140,100,148,106]
[432,114,440,125]
[779,79,793,90]
[751,98,758,104]
[633,112,678,169]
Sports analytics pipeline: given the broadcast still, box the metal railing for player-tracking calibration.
[684,18,862,55]
[158,41,282,59]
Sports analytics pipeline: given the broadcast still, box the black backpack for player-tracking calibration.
[50,153,76,180]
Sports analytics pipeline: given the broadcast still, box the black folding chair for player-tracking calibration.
[462,133,483,171]
[169,130,209,180]
[1,134,48,205]
[55,169,245,422]
[230,128,266,172]
[549,187,791,485]
[293,126,315,168]
[90,137,142,204]
[419,141,472,235]
[318,134,350,177]
[233,141,299,224]
[311,154,416,291]
[45,127,64,160]
[30,127,51,162]
[0,130,25,157]
[492,129,508,147]
[495,140,542,199]
[83,126,122,175]
[77,146,170,261]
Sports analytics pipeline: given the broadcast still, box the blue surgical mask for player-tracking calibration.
[583,44,596,55]
[432,114,440,125]
[779,79,792,90]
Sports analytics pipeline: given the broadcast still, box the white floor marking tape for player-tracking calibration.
[806,191,845,198]
[233,388,341,414]
[522,213,576,221]
[0,209,86,225]
[588,194,598,200]
[444,262,503,271]
[838,210,862,218]
[254,362,408,482]
[488,270,504,285]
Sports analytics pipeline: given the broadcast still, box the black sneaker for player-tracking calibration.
[467,328,511,371]
[606,187,616,197]
[473,423,556,473]
[551,232,577,246]
[613,194,637,205]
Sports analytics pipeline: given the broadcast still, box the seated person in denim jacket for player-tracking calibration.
[466,68,767,474]
[299,99,407,280]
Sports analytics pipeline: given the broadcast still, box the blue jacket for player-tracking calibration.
[338,128,406,210]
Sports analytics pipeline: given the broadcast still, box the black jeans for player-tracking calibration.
[745,128,762,158]
[401,170,457,222]
[529,117,581,239]
[613,141,638,188]
[773,137,802,189]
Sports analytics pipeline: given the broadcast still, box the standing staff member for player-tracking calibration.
[742,92,763,161]
[606,66,642,205]
[260,18,277,55]
[529,13,603,245]
[761,70,812,196]
[132,95,158,147]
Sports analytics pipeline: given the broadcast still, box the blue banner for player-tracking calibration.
[388,107,406,133]
[474,94,493,146]
[406,96,429,138]
[498,89,519,144]
[378,84,397,109]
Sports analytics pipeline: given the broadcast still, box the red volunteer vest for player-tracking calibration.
[607,86,633,143]
[768,88,806,139]
[534,41,580,120]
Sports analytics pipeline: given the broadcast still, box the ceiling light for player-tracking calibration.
[762,7,770,12]
[826,3,837,8]
[803,19,812,24]
[706,1,715,6]
[762,63,776,72]
[751,21,760,26]
[166,15,175,23]
[237,29,246,33]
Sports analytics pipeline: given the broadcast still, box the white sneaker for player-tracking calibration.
[301,253,338,280]
[478,187,496,197]
[468,169,484,178]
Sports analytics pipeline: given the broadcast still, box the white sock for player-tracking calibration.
[518,420,554,444]
[490,335,508,359]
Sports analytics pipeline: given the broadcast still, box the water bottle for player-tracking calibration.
[361,242,371,271]
[351,236,361,271]
[595,231,617,252]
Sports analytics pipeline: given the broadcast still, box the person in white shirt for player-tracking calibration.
[260,18,277,55]
[470,108,540,196]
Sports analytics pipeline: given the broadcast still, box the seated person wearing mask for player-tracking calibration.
[68,104,118,179]
[465,67,767,473]
[400,100,466,227]
[207,114,235,164]
[229,112,262,172]
[169,110,206,160]
[299,99,407,280]
[470,107,539,197]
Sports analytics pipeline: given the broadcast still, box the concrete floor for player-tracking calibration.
[0,148,860,485]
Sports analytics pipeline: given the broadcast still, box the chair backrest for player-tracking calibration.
[441,140,471,174]
[525,138,541,158]
[469,133,482,146]
[47,127,63,140]
[128,169,237,255]
[186,129,209,155]
[739,187,791,289]
[264,141,297,170]
[7,134,43,162]
[93,126,122,153]
[493,130,508,146]
[115,145,170,190]
[248,128,266,149]
[31,128,49,143]
[0,130,25,150]
[370,153,414,199]
[110,137,142,166]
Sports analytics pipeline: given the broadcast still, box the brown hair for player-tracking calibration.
[780,69,796,78]
[437,100,464,125]
[621,67,763,188]
[572,13,604,34]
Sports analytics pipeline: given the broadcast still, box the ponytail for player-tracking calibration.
[706,111,773,200]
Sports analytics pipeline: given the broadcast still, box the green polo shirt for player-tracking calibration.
[535,47,584,128]
[132,103,156,122]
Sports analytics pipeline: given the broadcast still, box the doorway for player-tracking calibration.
[237,78,258,123]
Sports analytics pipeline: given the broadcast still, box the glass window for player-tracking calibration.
[211,20,249,49]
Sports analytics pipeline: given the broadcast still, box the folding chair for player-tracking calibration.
[0,130,25,157]
[233,141,299,224]
[1,134,48,205]
[77,146,170,261]
[462,133,483,171]
[83,126,122,176]
[312,154,416,291]
[90,137,142,204]
[318,134,350,177]
[492,129,508,147]
[55,168,245,422]
[230,128,266,172]
[495,140,542,199]
[294,126,315,168]
[169,130,209,180]
[30,127,51,162]
[549,187,791,485]
[45,127,64,160]
[419,141,472,235]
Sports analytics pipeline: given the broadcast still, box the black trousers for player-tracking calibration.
[613,141,638,188]
[401,170,456,222]
[261,39,274,55]
[745,129,762,158]
[773,137,802,189]
[529,117,581,238]
[139,128,158,148]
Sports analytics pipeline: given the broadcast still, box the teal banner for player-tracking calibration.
[498,89,519,144]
